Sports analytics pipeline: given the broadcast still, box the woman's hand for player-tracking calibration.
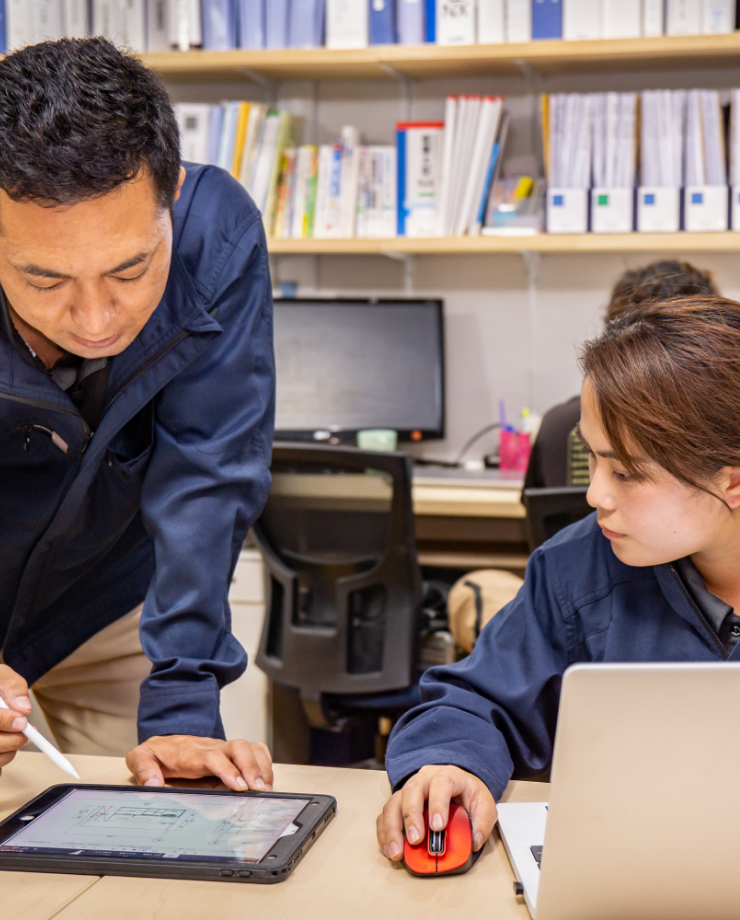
[376,764,498,861]
[0,665,32,776]
[126,735,274,792]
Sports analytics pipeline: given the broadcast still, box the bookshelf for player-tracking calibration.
[267,232,740,256]
[144,33,740,83]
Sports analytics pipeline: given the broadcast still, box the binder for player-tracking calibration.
[478,0,504,43]
[121,0,146,50]
[702,0,734,33]
[370,0,395,44]
[147,0,170,49]
[397,121,445,236]
[0,0,5,52]
[563,0,601,39]
[424,0,434,39]
[34,0,64,40]
[326,0,369,48]
[435,0,474,43]
[6,0,34,49]
[176,103,213,164]
[504,0,530,41]
[170,0,202,49]
[238,0,265,49]
[265,0,289,47]
[398,0,423,44]
[202,0,237,49]
[289,0,326,47]
[63,0,88,36]
[531,0,561,40]
[92,0,124,43]
[602,0,641,38]
[666,0,701,34]
[642,0,664,35]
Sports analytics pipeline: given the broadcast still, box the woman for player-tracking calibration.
[377,297,740,862]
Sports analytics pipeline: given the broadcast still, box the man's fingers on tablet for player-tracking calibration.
[228,741,268,791]
[126,746,165,787]
[249,742,274,790]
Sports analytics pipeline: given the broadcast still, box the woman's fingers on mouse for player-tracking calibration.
[378,790,405,860]
[426,767,464,833]
[400,773,427,849]
[459,778,498,851]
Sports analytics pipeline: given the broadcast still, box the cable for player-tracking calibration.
[453,422,501,467]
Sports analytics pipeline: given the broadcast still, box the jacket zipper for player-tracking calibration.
[0,391,91,453]
[669,565,728,660]
[103,329,190,414]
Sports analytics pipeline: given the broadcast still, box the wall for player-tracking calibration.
[166,62,740,465]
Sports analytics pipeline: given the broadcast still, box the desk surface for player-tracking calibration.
[0,753,546,920]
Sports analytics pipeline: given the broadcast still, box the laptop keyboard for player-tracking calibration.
[530,845,543,868]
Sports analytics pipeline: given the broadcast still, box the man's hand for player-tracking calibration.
[376,764,498,862]
[126,735,274,792]
[0,665,32,775]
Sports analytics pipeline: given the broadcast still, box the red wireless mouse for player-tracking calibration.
[402,803,482,877]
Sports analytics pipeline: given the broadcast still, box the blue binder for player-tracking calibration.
[237,0,265,48]
[397,0,424,44]
[531,0,562,40]
[424,0,435,41]
[0,0,5,55]
[266,0,291,48]
[202,0,238,50]
[289,0,325,47]
[370,0,396,44]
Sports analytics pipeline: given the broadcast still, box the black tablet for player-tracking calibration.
[0,784,336,883]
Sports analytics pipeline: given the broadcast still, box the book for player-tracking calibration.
[170,0,203,49]
[202,0,237,49]
[531,0,561,40]
[398,0,424,44]
[274,149,297,238]
[261,111,295,232]
[702,0,734,32]
[289,0,326,47]
[339,126,362,237]
[217,102,241,173]
[64,0,89,37]
[291,146,317,237]
[303,147,320,236]
[239,103,267,189]
[121,0,146,50]
[147,0,170,49]
[34,0,64,41]
[504,0,530,41]
[314,143,344,237]
[231,102,252,178]
[326,0,369,47]
[265,0,289,47]
[602,0,641,38]
[459,96,503,235]
[176,103,213,164]
[238,0,265,49]
[93,0,123,43]
[397,120,445,236]
[666,0,701,34]
[424,0,435,39]
[206,104,224,166]
[6,0,34,49]
[563,0,601,39]
[478,0,505,43]
[642,0,664,34]
[370,0,396,43]
[0,1,5,53]
[471,109,509,235]
[436,0,474,43]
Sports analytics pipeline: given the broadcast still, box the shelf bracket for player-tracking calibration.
[379,64,414,122]
[233,68,279,104]
[383,250,416,293]
[520,250,540,409]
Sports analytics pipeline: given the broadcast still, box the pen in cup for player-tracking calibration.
[0,697,80,779]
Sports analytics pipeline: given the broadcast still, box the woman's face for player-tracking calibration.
[579,378,736,568]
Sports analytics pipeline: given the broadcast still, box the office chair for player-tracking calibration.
[253,443,423,763]
[523,486,592,552]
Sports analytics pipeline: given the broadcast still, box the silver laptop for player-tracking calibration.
[497,663,740,920]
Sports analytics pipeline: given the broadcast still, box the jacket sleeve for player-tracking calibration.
[136,215,275,743]
[385,547,570,801]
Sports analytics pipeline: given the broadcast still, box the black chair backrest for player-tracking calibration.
[254,443,423,696]
[523,486,592,552]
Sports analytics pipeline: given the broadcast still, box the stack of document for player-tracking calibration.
[436,95,509,236]
[640,90,686,188]
[685,89,727,186]
[544,93,593,189]
[591,92,638,189]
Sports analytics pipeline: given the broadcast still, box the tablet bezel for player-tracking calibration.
[0,784,337,884]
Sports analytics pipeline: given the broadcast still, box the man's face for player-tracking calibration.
[0,169,184,358]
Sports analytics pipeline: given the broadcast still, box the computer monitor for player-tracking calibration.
[273,299,445,442]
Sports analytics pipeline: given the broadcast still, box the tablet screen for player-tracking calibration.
[0,789,310,864]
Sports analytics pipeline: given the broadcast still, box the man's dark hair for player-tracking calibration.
[606,259,718,324]
[0,37,181,210]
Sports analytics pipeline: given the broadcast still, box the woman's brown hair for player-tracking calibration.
[580,297,740,497]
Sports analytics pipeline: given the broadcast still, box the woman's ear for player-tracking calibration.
[723,468,740,509]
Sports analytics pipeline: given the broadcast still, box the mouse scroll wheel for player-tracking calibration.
[429,829,445,855]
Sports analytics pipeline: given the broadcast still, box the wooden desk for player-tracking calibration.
[0,753,547,920]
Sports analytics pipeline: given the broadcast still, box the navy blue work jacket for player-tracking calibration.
[386,513,737,800]
[0,164,275,742]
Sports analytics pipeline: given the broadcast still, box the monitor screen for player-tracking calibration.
[273,299,444,441]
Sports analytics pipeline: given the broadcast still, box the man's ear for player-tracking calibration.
[173,167,186,204]
[723,468,740,509]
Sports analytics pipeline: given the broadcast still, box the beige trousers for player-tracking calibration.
[28,604,150,757]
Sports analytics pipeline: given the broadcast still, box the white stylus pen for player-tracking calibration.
[0,698,80,779]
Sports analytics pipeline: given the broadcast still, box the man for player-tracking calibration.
[524,260,719,490]
[0,37,275,791]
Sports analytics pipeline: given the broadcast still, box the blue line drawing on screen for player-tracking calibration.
[71,805,190,837]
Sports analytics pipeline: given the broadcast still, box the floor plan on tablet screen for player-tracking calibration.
[0,790,309,862]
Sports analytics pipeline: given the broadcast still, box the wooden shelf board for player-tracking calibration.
[267,232,740,256]
[142,33,740,83]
